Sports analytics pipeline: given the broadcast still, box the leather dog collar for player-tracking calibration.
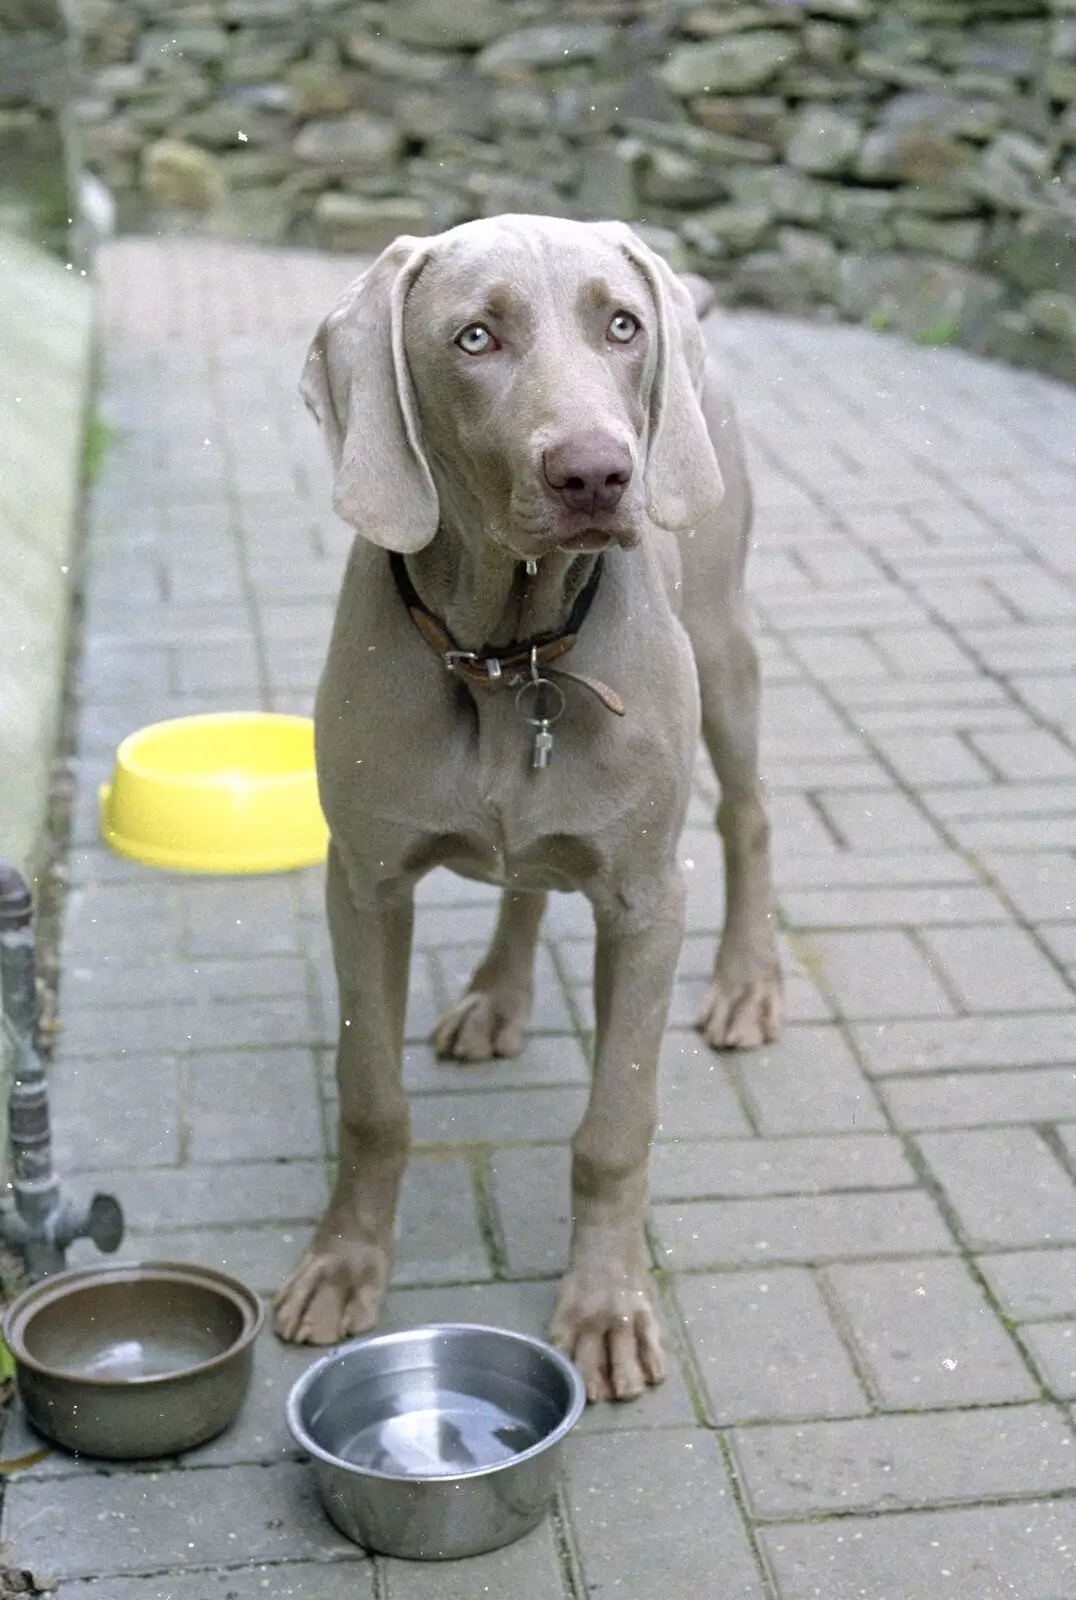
[390,552,625,717]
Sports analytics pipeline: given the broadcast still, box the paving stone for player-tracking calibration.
[652,1189,954,1271]
[778,883,1008,929]
[978,1248,1076,1320]
[108,1159,328,1230]
[1,1463,360,1581]
[410,1087,588,1146]
[814,789,944,853]
[735,1404,1076,1518]
[651,1133,914,1201]
[822,1258,1037,1408]
[728,1025,886,1134]
[919,925,1075,1013]
[403,1035,589,1094]
[918,1128,1076,1249]
[760,1497,1076,1600]
[565,1430,764,1600]
[382,1519,565,1599]
[657,1031,754,1139]
[490,1145,572,1276]
[868,730,995,786]
[51,1054,183,1172]
[982,850,1076,923]
[853,1012,1076,1075]
[188,1048,323,1162]
[881,1066,1076,1129]
[970,728,1076,782]
[1022,1321,1076,1400]
[56,994,317,1058]
[775,851,978,889]
[802,929,957,1019]
[61,954,312,1010]
[675,1268,867,1424]
[57,1566,376,1599]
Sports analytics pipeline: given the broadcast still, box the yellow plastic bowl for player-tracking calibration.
[99,712,329,874]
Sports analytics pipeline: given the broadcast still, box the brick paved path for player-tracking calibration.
[3,239,1076,1598]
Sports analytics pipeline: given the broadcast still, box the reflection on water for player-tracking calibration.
[341,1391,539,1477]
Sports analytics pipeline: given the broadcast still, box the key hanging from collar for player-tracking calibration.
[516,666,565,774]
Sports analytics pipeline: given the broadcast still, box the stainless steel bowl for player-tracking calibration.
[3,1261,264,1459]
[286,1323,586,1560]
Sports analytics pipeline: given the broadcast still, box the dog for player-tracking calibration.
[274,215,781,1402]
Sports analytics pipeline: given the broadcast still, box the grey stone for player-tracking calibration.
[1027,288,1076,350]
[882,1066,1076,1131]
[977,309,1076,384]
[475,25,614,79]
[313,192,429,252]
[141,138,225,207]
[823,1258,1037,1408]
[57,1566,376,1599]
[680,201,772,256]
[786,103,862,173]
[919,924,1074,1013]
[997,214,1076,292]
[575,139,641,221]
[892,212,986,262]
[677,1268,867,1423]
[838,252,1006,343]
[660,31,801,97]
[734,1404,1076,1517]
[652,1134,914,1201]
[342,32,456,86]
[639,147,726,206]
[629,222,692,272]
[285,62,361,118]
[382,1520,566,1600]
[728,163,828,222]
[292,115,403,171]
[689,93,788,146]
[1022,1321,1076,1400]
[857,124,971,185]
[826,184,895,249]
[381,0,506,50]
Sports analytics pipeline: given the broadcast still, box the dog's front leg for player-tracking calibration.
[551,873,685,1402]
[275,842,412,1345]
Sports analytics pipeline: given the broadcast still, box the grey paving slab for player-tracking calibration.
[652,1188,955,1271]
[1022,1321,1076,1401]
[853,1012,1076,1076]
[760,1498,1076,1600]
[675,1267,867,1425]
[881,1065,1076,1130]
[381,1520,566,1600]
[728,1024,885,1135]
[917,1128,1076,1249]
[802,929,957,1019]
[978,1248,1076,1321]
[1,1463,360,1582]
[650,1133,915,1201]
[188,1048,324,1162]
[565,1430,765,1600]
[733,1403,1076,1518]
[821,1258,1038,1409]
[919,925,1075,1013]
[56,1568,377,1600]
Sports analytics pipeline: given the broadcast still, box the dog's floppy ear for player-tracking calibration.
[299,235,439,553]
[608,226,724,532]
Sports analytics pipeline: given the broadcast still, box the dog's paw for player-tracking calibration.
[550,1270,666,1403]
[273,1242,390,1345]
[697,969,782,1050]
[434,990,528,1061]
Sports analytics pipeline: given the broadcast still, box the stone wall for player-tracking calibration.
[0,0,74,250]
[67,0,1076,379]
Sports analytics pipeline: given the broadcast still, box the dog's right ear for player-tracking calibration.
[299,236,439,554]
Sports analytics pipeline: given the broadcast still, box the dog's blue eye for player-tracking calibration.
[456,324,495,355]
[607,312,639,344]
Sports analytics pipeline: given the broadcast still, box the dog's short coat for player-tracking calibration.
[274,216,781,1402]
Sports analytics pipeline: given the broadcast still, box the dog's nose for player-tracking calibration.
[543,433,633,515]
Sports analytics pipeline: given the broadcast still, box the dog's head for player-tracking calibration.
[300,215,724,559]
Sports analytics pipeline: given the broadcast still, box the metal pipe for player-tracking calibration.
[0,862,123,1278]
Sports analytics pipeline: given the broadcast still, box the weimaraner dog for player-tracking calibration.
[274,215,781,1401]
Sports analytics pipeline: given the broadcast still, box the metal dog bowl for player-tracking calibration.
[286,1324,586,1560]
[3,1262,264,1459]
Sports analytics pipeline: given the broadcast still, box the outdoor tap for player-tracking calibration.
[0,862,124,1279]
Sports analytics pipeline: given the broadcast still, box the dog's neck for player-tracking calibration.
[404,526,598,653]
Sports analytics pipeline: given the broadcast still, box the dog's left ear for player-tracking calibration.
[607,226,725,532]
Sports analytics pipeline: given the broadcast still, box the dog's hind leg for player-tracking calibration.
[434,889,547,1061]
